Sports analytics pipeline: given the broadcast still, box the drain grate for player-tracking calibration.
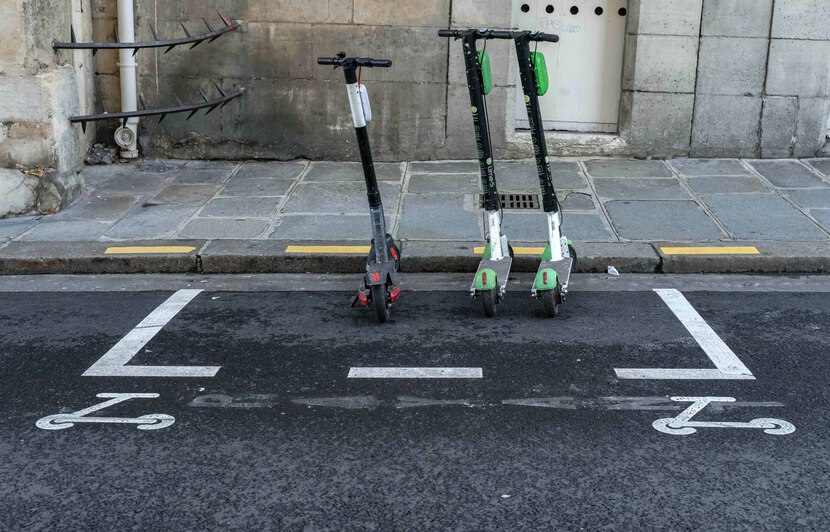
[480,193,541,210]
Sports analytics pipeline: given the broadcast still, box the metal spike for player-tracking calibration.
[158,113,167,124]
[150,24,159,41]
[208,36,221,43]
[132,48,139,57]
[189,40,203,50]
[205,104,220,116]
[70,26,77,43]
[203,18,214,33]
[212,81,227,97]
[164,45,176,54]
[186,109,200,121]
[92,48,98,57]
[198,89,209,103]
[217,11,233,28]
[113,25,119,43]
[81,121,87,134]
[180,21,192,38]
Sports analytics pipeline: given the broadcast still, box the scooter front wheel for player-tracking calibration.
[371,284,390,323]
[481,289,496,317]
[541,286,561,318]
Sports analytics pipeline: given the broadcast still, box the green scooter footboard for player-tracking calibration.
[531,51,549,96]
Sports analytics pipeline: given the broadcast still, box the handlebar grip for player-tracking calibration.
[369,59,392,68]
[438,29,460,38]
[532,32,559,43]
[487,30,515,39]
[317,57,338,65]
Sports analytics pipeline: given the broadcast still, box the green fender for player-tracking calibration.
[476,268,498,291]
[478,51,493,96]
[531,51,549,96]
[535,268,559,292]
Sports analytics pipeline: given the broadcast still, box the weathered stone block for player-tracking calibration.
[622,34,698,93]
[0,169,39,217]
[766,40,830,98]
[619,91,694,153]
[354,0,450,27]
[696,37,768,96]
[692,95,762,158]
[761,96,798,158]
[453,0,513,28]
[627,0,703,36]
[0,76,46,122]
[795,98,830,158]
[772,0,830,40]
[702,0,773,38]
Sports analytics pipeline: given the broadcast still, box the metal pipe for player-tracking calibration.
[117,0,139,158]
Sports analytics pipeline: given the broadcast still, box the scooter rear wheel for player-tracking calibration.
[481,289,496,317]
[541,287,560,318]
[568,244,578,272]
[371,284,390,323]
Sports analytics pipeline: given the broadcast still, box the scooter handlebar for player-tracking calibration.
[528,31,559,43]
[438,28,514,40]
[317,56,392,68]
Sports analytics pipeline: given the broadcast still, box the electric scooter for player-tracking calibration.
[317,53,402,323]
[438,29,516,317]
[511,31,576,317]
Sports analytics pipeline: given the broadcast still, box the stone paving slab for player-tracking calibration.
[177,218,271,239]
[410,161,479,174]
[91,173,170,196]
[271,214,397,241]
[584,159,673,178]
[668,158,751,176]
[408,174,479,194]
[501,212,616,242]
[748,160,830,188]
[48,195,140,221]
[605,200,724,241]
[781,189,830,209]
[398,194,481,241]
[806,159,830,177]
[219,178,295,197]
[200,197,283,219]
[234,162,307,180]
[561,192,596,210]
[104,205,199,240]
[151,184,219,205]
[172,167,236,185]
[19,221,113,242]
[0,217,37,240]
[593,177,691,200]
[701,194,829,241]
[282,182,401,214]
[811,209,830,228]
[305,161,404,182]
[685,176,771,194]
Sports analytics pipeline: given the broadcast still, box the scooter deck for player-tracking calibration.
[532,256,573,297]
[471,257,513,296]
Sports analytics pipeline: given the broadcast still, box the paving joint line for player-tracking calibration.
[667,161,734,240]
[577,159,622,244]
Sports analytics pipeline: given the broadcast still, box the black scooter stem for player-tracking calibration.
[460,32,500,213]
[513,34,560,214]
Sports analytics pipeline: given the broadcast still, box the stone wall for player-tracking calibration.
[86,0,830,162]
[0,0,92,217]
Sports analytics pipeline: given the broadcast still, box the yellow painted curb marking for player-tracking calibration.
[474,246,546,256]
[660,246,760,256]
[105,246,197,255]
[286,245,371,254]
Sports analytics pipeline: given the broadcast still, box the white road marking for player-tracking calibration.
[652,397,795,436]
[615,288,755,380]
[37,393,175,431]
[348,367,483,379]
[83,289,221,378]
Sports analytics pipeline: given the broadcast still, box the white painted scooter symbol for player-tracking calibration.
[652,397,794,436]
[37,393,175,431]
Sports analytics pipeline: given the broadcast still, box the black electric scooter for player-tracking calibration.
[511,31,576,317]
[317,53,401,323]
[438,29,516,317]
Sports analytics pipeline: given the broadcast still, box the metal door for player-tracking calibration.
[513,0,628,133]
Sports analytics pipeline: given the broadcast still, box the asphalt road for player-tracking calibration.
[1,274,828,531]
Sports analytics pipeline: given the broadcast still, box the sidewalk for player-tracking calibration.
[1,157,829,274]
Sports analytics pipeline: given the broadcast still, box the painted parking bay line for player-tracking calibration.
[473,246,545,256]
[286,245,371,254]
[614,288,755,380]
[348,367,483,379]
[105,246,197,255]
[83,289,221,378]
[660,246,760,255]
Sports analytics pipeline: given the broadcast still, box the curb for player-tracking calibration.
[0,240,828,275]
